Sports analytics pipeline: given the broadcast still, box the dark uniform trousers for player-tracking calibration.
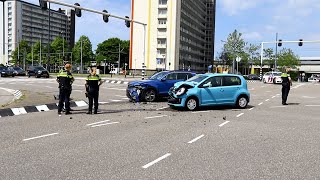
[57,70,73,113]
[282,86,290,104]
[86,74,101,113]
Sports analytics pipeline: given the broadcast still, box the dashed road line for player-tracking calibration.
[188,134,205,144]
[258,102,263,105]
[145,115,168,119]
[265,99,270,102]
[191,110,210,114]
[236,113,244,117]
[91,122,120,128]
[248,107,254,111]
[86,120,110,126]
[305,105,320,107]
[23,133,59,141]
[156,106,169,111]
[142,153,171,169]
[271,96,276,98]
[219,121,230,127]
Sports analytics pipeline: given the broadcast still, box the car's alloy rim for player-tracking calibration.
[145,90,156,101]
[187,99,197,110]
[239,97,247,107]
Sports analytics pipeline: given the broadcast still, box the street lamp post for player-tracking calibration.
[80,39,83,74]
[1,0,5,65]
[103,59,106,74]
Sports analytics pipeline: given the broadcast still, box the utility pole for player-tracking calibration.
[47,2,51,71]
[80,39,83,73]
[118,43,120,75]
[40,36,42,65]
[274,33,278,70]
[2,0,5,65]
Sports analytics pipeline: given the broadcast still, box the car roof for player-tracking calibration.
[203,73,244,78]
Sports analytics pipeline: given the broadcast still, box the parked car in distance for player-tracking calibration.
[126,71,196,102]
[0,66,15,77]
[12,67,26,76]
[307,74,320,82]
[247,74,260,80]
[262,71,282,84]
[27,66,50,78]
[168,73,250,111]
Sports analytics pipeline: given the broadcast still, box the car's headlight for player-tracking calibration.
[176,87,186,96]
[38,70,42,73]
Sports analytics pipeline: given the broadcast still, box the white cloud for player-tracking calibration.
[242,31,262,40]
[220,0,260,16]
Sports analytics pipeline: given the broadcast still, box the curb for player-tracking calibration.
[0,100,88,117]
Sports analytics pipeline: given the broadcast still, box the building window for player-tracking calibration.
[158,9,167,15]
[158,19,167,25]
[159,0,167,5]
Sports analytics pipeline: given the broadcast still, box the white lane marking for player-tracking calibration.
[99,102,110,104]
[36,105,50,112]
[122,98,129,100]
[115,95,127,98]
[111,99,122,102]
[270,106,286,108]
[219,121,230,127]
[248,107,254,111]
[302,96,317,99]
[110,81,115,83]
[23,133,59,141]
[236,113,244,117]
[265,99,270,102]
[258,102,263,105]
[91,122,120,128]
[188,134,205,144]
[73,90,84,92]
[145,115,168,119]
[75,100,88,107]
[249,88,255,90]
[105,88,126,91]
[123,82,129,84]
[142,153,171,169]
[191,110,210,114]
[271,96,276,98]
[305,105,320,107]
[276,94,280,96]
[11,108,27,115]
[156,106,169,111]
[45,86,54,89]
[117,81,122,84]
[86,120,110,126]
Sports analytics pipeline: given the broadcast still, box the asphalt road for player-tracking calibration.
[0,77,320,179]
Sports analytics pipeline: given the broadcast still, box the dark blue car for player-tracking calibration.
[126,71,196,102]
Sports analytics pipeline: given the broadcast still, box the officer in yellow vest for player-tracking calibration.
[57,63,74,114]
[281,67,292,105]
[85,66,103,114]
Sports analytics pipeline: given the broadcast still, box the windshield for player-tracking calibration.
[35,66,46,70]
[13,67,22,70]
[149,71,168,80]
[186,74,208,83]
[273,73,282,76]
[0,67,8,70]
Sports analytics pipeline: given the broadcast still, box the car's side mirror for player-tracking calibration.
[161,77,166,81]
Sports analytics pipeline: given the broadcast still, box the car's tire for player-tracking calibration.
[273,79,276,84]
[263,78,266,83]
[142,88,157,102]
[236,95,248,109]
[185,96,198,111]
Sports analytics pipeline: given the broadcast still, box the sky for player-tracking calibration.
[27,0,320,57]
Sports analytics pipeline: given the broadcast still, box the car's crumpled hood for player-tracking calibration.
[173,81,197,89]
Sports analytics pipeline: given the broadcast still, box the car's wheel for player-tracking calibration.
[263,78,266,83]
[185,97,198,111]
[143,89,157,102]
[236,96,248,109]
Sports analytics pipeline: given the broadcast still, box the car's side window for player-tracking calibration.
[166,73,177,80]
[177,73,187,80]
[223,76,241,86]
[199,77,222,88]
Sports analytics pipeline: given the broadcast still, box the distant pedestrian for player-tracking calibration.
[57,63,74,114]
[281,67,292,105]
[85,66,103,114]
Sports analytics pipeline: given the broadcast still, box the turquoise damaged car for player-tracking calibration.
[168,73,250,111]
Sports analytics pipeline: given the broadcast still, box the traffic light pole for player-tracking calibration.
[43,0,147,71]
[260,39,320,80]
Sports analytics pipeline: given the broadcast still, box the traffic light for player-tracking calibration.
[278,39,282,47]
[125,16,130,28]
[102,10,109,23]
[39,0,47,10]
[298,39,303,46]
[74,3,82,17]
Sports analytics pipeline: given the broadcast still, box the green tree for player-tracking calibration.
[223,29,247,65]
[73,35,93,65]
[262,48,274,68]
[246,44,261,66]
[50,36,69,65]
[96,38,129,66]
[277,48,300,68]
[11,40,30,65]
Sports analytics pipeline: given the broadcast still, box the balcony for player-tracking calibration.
[157,24,167,29]
[157,44,166,49]
[158,4,167,9]
[158,13,167,18]
[157,33,167,39]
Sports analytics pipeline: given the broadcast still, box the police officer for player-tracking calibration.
[281,67,292,105]
[57,63,74,114]
[85,66,103,114]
